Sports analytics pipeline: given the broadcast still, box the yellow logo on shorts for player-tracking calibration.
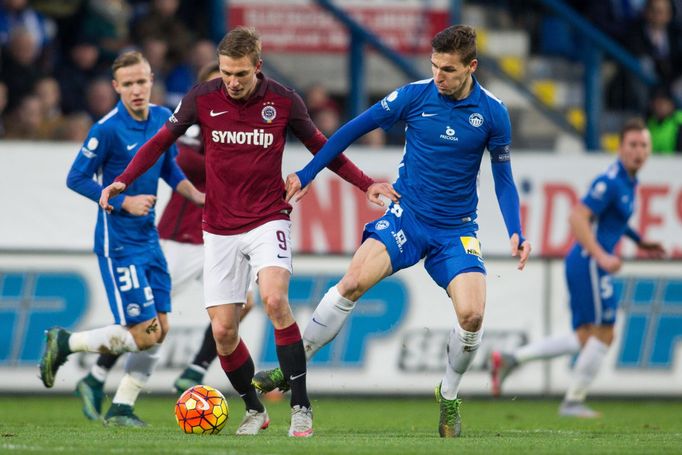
[460,236,482,257]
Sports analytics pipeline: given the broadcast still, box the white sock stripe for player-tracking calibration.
[331,285,355,312]
[456,325,483,347]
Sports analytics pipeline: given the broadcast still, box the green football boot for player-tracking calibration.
[39,327,71,388]
[75,374,105,420]
[252,367,290,393]
[104,403,147,428]
[435,382,462,438]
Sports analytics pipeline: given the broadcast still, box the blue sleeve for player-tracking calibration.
[296,109,379,188]
[491,161,524,244]
[66,125,126,211]
[160,143,187,189]
[370,84,415,130]
[582,176,616,216]
[487,101,512,162]
[624,226,642,244]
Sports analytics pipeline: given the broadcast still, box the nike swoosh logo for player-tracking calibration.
[312,317,327,327]
[189,391,210,410]
[421,112,437,117]
[126,143,138,150]
[277,254,288,259]
[289,372,306,381]
[210,109,229,117]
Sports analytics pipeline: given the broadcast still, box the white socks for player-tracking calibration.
[112,344,162,406]
[440,325,483,400]
[514,332,581,364]
[302,286,356,360]
[565,337,609,402]
[69,325,139,354]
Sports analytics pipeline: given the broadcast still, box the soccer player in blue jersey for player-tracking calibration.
[490,118,665,417]
[38,51,204,426]
[252,25,531,438]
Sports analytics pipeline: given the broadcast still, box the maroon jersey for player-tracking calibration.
[118,74,373,235]
[158,132,205,244]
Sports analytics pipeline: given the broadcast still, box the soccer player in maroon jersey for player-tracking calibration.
[100,27,398,437]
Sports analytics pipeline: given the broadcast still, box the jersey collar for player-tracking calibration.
[437,76,482,107]
[616,159,638,185]
[117,100,150,130]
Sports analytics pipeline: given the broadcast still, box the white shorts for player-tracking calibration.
[161,239,204,297]
[203,219,292,308]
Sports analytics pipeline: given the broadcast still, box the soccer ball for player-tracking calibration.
[175,385,229,435]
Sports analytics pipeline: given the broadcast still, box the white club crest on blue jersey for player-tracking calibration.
[126,303,141,317]
[387,91,398,102]
[590,181,607,199]
[469,113,484,127]
[375,220,390,230]
[262,105,276,123]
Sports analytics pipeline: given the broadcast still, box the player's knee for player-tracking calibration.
[459,312,483,332]
[261,292,289,318]
[211,321,238,346]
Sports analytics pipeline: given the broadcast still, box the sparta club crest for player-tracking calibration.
[261,105,277,123]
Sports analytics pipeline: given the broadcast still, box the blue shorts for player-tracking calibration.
[565,246,617,329]
[362,202,486,289]
[97,245,171,326]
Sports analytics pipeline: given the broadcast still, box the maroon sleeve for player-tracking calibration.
[289,92,374,192]
[166,85,200,136]
[175,142,205,189]
[117,126,179,186]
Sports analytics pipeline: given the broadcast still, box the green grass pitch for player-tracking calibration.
[1,395,681,454]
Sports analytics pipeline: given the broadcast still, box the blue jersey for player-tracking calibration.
[67,100,185,258]
[369,77,512,228]
[575,160,637,254]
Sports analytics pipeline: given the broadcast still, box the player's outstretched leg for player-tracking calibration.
[435,382,462,437]
[490,351,518,397]
[252,367,289,393]
[39,327,72,388]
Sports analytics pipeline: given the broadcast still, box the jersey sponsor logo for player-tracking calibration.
[421,112,437,117]
[209,109,229,117]
[87,137,99,150]
[380,90,399,111]
[375,220,390,230]
[126,303,141,317]
[126,143,138,150]
[393,229,407,252]
[211,129,274,148]
[469,113,484,127]
[169,101,181,123]
[261,105,276,123]
[80,147,96,158]
[460,236,482,257]
[590,181,607,199]
[440,126,458,142]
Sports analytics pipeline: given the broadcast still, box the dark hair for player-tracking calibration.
[217,27,261,65]
[197,61,220,83]
[111,51,149,77]
[431,25,477,64]
[620,117,647,141]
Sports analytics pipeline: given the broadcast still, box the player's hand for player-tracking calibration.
[121,194,156,216]
[99,181,127,213]
[285,173,310,202]
[510,233,531,270]
[638,241,666,259]
[595,251,622,273]
[192,190,206,207]
[366,182,400,207]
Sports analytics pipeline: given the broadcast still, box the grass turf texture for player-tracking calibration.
[1,395,680,454]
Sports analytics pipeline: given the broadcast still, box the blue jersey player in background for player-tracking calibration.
[39,51,204,426]
[491,118,665,417]
[252,25,531,438]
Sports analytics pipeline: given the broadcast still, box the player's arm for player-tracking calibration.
[487,102,530,270]
[160,143,204,207]
[624,226,666,258]
[570,202,621,273]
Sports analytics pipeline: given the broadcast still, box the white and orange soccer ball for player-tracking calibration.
[175,385,229,435]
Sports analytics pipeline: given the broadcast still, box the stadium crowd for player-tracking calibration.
[0,0,681,152]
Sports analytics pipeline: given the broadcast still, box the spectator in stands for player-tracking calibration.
[34,76,66,139]
[4,93,43,139]
[312,106,341,137]
[305,82,341,119]
[0,80,7,137]
[360,128,387,148]
[646,86,682,153]
[0,0,55,71]
[57,36,108,114]
[0,26,43,112]
[85,77,116,121]
[79,0,131,62]
[56,111,92,142]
